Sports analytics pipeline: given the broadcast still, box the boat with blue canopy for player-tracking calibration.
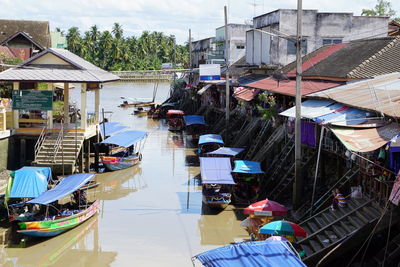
[232,160,265,204]
[198,134,224,155]
[200,157,235,209]
[193,240,306,267]
[16,173,99,238]
[5,167,52,222]
[99,121,129,139]
[98,130,148,171]
[183,115,207,142]
[207,147,245,157]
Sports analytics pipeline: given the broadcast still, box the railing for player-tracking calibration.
[34,125,47,161]
[53,122,64,163]
[360,168,394,206]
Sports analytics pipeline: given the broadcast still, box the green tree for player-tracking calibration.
[362,0,397,17]
[66,27,82,54]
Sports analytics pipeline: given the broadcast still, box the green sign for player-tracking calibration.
[12,90,53,110]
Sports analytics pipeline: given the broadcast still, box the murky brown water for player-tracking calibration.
[2,82,248,267]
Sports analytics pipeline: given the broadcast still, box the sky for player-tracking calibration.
[0,0,399,44]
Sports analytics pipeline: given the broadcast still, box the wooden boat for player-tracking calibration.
[98,130,148,172]
[132,107,149,116]
[198,134,224,155]
[79,181,100,190]
[200,157,235,209]
[167,110,184,131]
[15,173,98,238]
[17,200,99,237]
[183,115,207,143]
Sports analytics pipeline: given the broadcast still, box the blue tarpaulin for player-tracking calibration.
[10,167,51,198]
[313,107,367,126]
[200,157,235,185]
[100,122,129,138]
[199,134,224,145]
[100,130,148,147]
[195,240,306,267]
[207,147,245,156]
[26,173,95,205]
[232,160,264,174]
[183,115,206,126]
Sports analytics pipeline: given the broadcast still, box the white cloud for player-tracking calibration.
[0,0,399,44]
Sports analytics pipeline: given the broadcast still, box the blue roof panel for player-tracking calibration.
[199,134,224,145]
[100,130,148,147]
[232,160,264,174]
[183,115,206,126]
[10,167,51,198]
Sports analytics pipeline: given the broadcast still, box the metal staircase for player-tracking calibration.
[245,120,271,160]
[252,125,285,162]
[33,130,85,174]
[297,198,383,266]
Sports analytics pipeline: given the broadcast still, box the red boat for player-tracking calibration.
[167,110,184,131]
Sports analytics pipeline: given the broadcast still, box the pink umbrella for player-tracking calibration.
[266,236,289,241]
[244,199,287,217]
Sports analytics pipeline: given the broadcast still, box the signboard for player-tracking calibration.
[389,171,400,205]
[254,210,272,217]
[12,90,53,110]
[199,64,221,81]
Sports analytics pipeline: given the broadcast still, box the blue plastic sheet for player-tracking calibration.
[10,167,51,198]
[101,130,148,147]
[100,122,129,138]
[199,134,224,145]
[183,115,206,126]
[200,157,235,185]
[207,147,245,156]
[232,160,264,174]
[195,240,306,267]
[313,107,367,126]
[26,173,95,205]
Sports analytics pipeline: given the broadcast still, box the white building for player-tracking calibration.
[246,9,389,69]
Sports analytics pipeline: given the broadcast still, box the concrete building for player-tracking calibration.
[191,37,215,68]
[51,31,68,49]
[246,9,389,70]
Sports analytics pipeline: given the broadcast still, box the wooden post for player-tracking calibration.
[80,140,84,173]
[85,139,90,172]
[80,83,87,130]
[12,82,19,129]
[47,83,53,129]
[94,88,100,124]
[20,138,26,167]
[64,83,70,124]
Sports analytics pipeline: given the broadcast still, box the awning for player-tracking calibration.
[330,123,400,152]
[100,122,129,138]
[200,157,235,185]
[232,160,264,174]
[279,100,369,126]
[207,147,245,156]
[100,130,148,147]
[199,134,224,145]
[9,167,52,198]
[246,78,342,96]
[183,115,206,126]
[197,84,212,95]
[233,87,260,102]
[194,240,306,267]
[26,173,95,205]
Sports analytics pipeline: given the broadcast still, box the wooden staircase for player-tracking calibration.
[245,120,271,160]
[297,198,383,266]
[252,125,285,162]
[33,131,85,174]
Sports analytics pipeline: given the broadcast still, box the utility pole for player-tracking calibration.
[293,0,303,209]
[224,6,230,132]
[189,29,192,69]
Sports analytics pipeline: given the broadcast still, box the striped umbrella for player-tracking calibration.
[259,220,307,237]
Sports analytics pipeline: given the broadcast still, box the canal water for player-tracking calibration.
[2,82,248,266]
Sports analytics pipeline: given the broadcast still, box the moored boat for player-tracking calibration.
[167,110,185,131]
[200,157,235,209]
[198,134,224,155]
[16,173,99,238]
[98,130,148,172]
[183,115,207,143]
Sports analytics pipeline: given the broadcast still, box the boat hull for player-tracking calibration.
[202,195,231,210]
[102,155,140,171]
[17,200,99,238]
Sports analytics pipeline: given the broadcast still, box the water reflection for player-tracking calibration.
[4,216,117,267]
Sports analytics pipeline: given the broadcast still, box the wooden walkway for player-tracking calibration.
[111,70,182,82]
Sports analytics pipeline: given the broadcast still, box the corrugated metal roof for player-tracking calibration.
[233,87,259,101]
[246,78,342,96]
[0,48,119,83]
[308,72,400,118]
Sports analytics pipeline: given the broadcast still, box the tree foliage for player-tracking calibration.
[66,23,189,71]
[362,0,399,21]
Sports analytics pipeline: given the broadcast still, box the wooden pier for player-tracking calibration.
[111,70,180,82]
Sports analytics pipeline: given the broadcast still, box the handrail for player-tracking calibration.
[53,122,64,163]
[34,126,48,161]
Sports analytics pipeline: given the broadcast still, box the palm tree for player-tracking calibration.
[66,27,82,54]
[112,23,123,40]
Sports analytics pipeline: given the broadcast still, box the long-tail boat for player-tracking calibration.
[200,157,235,209]
[183,115,207,143]
[198,134,224,155]
[98,130,148,171]
[16,173,98,238]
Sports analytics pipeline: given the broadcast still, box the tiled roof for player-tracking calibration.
[307,72,400,118]
[245,77,342,97]
[0,19,50,48]
[301,37,400,79]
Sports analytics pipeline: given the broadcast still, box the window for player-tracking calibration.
[236,45,245,49]
[287,39,307,55]
[322,38,342,45]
